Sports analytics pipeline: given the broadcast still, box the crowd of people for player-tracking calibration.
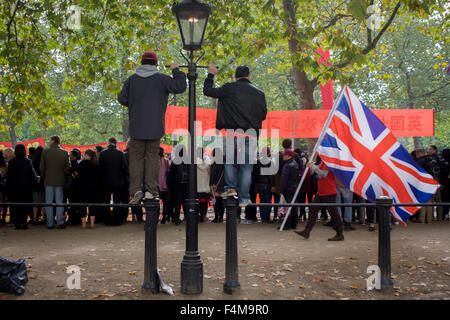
[0,51,448,234]
[0,135,448,232]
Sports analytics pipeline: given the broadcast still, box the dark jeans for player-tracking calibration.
[244,188,258,221]
[159,191,170,222]
[305,194,343,233]
[297,191,314,221]
[284,192,298,229]
[198,192,210,220]
[257,185,273,222]
[0,195,7,223]
[173,183,187,222]
[102,186,129,225]
[273,192,281,219]
[9,195,31,227]
[213,196,224,221]
[131,206,143,222]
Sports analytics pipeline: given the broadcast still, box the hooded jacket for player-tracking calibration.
[118,65,187,140]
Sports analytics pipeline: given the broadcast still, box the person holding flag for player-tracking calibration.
[295,156,345,241]
[282,85,440,234]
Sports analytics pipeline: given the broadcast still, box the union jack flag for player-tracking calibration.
[317,86,440,225]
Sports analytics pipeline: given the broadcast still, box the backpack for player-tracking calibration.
[426,156,446,184]
[438,159,450,185]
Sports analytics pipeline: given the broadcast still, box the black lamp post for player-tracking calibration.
[172,0,211,295]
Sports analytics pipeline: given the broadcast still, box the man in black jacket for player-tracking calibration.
[99,137,129,225]
[118,51,187,205]
[255,147,275,223]
[204,65,267,207]
[279,149,299,230]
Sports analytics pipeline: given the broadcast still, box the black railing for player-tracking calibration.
[1,200,448,295]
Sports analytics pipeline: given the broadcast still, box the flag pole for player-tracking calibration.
[279,86,347,231]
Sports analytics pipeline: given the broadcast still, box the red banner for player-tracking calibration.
[165,106,434,138]
[61,142,173,154]
[0,107,434,154]
[316,47,334,110]
[0,137,46,154]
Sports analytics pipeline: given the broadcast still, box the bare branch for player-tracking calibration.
[362,1,402,54]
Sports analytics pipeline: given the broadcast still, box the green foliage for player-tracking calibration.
[0,0,448,150]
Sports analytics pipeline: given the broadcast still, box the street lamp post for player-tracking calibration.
[172,0,211,295]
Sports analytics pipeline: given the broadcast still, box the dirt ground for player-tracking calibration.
[0,213,449,300]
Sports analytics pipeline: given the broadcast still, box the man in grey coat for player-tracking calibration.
[40,135,70,229]
[118,51,187,204]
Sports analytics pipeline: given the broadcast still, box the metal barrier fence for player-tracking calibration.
[1,200,449,295]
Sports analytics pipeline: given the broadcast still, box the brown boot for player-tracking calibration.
[294,229,310,239]
[328,232,344,241]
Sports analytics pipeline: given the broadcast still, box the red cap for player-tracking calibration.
[141,51,158,63]
[282,149,295,158]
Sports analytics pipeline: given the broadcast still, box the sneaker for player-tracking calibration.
[56,224,66,229]
[368,226,376,232]
[144,192,156,200]
[241,218,257,225]
[129,191,144,205]
[239,200,252,207]
[221,189,238,199]
[47,226,54,229]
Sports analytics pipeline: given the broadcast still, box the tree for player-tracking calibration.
[201,0,445,151]
[351,13,449,150]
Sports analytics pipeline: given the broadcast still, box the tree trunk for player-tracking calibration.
[120,54,129,142]
[283,0,318,154]
[1,93,18,147]
[404,71,420,150]
[8,122,18,147]
[211,97,217,108]
[122,114,130,142]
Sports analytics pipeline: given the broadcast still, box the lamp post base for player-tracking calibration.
[142,280,160,294]
[180,253,203,294]
[224,281,240,295]
[381,279,394,292]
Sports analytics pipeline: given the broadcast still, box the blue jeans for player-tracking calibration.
[257,185,273,222]
[336,187,353,223]
[45,186,65,227]
[224,137,255,205]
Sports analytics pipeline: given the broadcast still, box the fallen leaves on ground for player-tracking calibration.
[349,283,360,289]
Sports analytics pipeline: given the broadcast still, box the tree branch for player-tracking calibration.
[6,0,22,44]
[328,1,402,72]
[362,1,402,54]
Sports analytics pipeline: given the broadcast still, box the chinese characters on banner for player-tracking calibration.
[165,106,434,138]
[60,142,173,154]
[0,109,434,150]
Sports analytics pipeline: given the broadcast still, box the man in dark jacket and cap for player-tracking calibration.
[203,65,267,207]
[99,137,129,225]
[118,51,187,204]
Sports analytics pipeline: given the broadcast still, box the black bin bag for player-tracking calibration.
[0,257,28,295]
